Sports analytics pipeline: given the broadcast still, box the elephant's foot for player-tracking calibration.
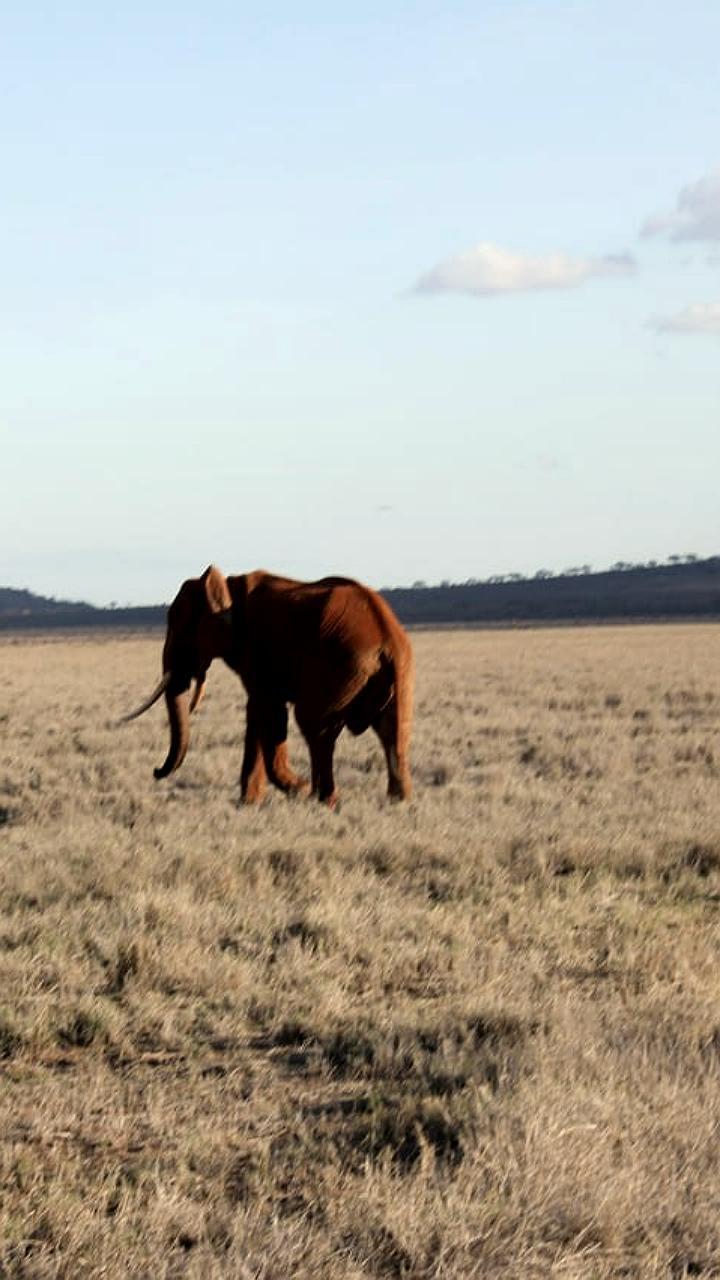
[387,777,411,801]
[240,776,308,804]
[241,793,262,805]
[286,776,311,799]
[310,785,339,810]
[241,775,267,804]
[267,771,310,798]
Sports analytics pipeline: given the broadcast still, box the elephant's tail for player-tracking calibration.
[391,631,414,770]
[368,591,414,758]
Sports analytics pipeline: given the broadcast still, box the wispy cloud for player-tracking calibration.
[642,169,720,241]
[412,242,636,297]
[650,303,720,335]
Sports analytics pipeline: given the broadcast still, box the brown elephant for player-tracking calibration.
[123,566,413,807]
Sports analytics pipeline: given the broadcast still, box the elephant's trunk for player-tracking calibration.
[154,684,191,779]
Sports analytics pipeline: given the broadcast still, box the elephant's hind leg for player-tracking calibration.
[257,699,308,797]
[268,741,309,796]
[373,698,411,800]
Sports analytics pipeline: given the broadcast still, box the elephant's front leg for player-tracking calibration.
[257,699,308,797]
[240,703,267,803]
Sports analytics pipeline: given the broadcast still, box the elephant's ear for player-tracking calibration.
[201,565,232,615]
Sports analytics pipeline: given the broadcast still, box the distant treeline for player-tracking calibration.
[2,556,720,631]
[382,557,720,625]
[0,587,165,631]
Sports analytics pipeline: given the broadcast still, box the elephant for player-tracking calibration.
[122,565,413,807]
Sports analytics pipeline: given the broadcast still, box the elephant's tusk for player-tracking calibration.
[189,677,206,714]
[117,673,171,724]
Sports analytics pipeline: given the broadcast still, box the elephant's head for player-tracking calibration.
[122,565,233,779]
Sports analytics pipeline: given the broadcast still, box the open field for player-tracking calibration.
[2,625,720,1278]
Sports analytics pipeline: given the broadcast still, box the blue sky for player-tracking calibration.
[2,0,719,603]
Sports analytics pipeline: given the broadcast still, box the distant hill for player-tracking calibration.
[0,587,164,631]
[382,558,720,626]
[2,557,720,631]
[0,586,96,618]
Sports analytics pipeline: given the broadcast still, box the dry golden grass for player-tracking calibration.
[2,624,720,1277]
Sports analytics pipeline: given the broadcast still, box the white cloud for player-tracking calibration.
[642,169,720,241]
[413,242,636,297]
[650,303,720,335]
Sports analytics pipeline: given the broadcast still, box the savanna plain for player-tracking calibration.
[2,624,720,1279]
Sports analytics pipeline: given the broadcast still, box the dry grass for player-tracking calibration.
[2,624,720,1277]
